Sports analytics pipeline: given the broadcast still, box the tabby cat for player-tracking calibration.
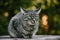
[8,8,41,38]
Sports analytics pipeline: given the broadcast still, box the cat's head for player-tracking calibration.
[20,8,41,31]
[20,8,41,15]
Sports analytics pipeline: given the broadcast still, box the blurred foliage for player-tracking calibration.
[0,0,60,35]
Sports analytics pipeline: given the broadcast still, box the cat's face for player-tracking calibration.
[20,8,41,31]
[23,11,39,25]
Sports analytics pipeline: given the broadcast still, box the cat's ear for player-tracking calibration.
[36,8,41,14]
[20,8,25,13]
[20,8,27,14]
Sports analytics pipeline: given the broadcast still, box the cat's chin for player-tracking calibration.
[23,26,34,31]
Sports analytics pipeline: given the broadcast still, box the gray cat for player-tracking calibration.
[8,8,41,38]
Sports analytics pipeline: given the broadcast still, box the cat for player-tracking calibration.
[8,8,41,38]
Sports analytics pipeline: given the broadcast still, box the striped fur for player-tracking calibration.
[8,8,41,38]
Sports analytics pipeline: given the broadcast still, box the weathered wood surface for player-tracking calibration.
[0,35,60,40]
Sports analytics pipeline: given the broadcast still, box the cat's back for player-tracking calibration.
[8,12,22,30]
[11,12,22,21]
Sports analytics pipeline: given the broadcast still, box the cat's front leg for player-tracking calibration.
[21,34,30,39]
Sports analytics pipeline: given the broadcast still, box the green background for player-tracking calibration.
[0,0,60,35]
